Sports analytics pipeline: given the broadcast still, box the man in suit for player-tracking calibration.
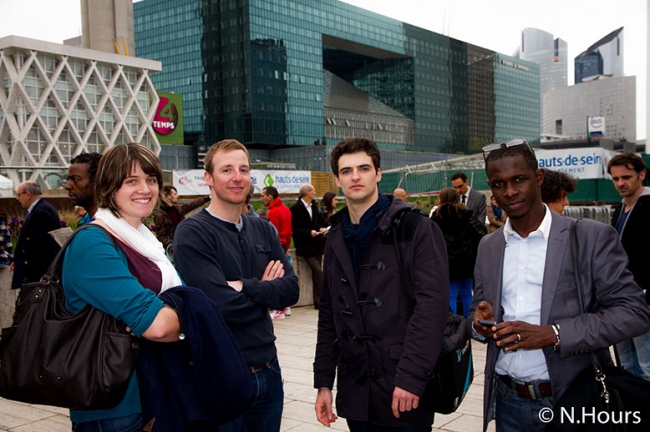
[608,152,650,381]
[469,141,650,431]
[451,172,486,223]
[290,184,325,309]
[11,181,61,323]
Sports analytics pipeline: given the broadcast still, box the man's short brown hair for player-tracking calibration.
[204,139,250,174]
[330,137,381,176]
[95,143,163,217]
[607,152,646,175]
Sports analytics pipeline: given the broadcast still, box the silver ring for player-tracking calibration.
[516,333,521,342]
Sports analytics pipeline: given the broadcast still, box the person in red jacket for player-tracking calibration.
[261,186,293,320]
[261,186,292,253]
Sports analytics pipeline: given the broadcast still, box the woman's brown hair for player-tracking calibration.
[95,143,163,217]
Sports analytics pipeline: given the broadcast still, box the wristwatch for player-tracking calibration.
[551,323,560,353]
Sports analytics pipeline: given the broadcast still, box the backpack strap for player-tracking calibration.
[389,207,428,312]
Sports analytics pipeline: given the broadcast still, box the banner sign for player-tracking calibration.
[173,169,311,195]
[535,148,618,179]
[587,116,606,137]
[153,92,183,144]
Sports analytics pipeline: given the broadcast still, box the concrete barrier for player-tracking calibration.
[0,269,18,328]
[288,250,316,308]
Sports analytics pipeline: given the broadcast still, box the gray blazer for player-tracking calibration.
[466,188,486,224]
[469,212,650,431]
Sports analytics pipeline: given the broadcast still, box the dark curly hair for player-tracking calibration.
[484,142,538,174]
[70,152,102,182]
[540,169,577,204]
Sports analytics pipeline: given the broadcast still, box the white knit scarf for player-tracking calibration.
[94,208,182,292]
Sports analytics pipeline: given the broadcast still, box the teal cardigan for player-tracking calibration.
[62,226,164,424]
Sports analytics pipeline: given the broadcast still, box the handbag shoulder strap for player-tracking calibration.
[569,219,607,376]
[569,219,586,315]
[44,224,116,282]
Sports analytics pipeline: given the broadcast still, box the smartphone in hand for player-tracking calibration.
[478,319,498,327]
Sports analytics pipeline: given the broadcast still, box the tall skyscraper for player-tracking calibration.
[514,28,567,130]
[515,28,568,96]
[575,27,624,84]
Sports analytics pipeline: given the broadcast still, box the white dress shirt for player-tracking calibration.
[494,205,553,382]
[301,198,312,219]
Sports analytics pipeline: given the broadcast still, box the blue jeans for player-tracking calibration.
[218,358,284,432]
[616,329,650,381]
[495,377,553,432]
[347,420,431,432]
[71,414,141,432]
[449,278,473,316]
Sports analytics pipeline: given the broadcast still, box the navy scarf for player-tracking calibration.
[341,194,390,286]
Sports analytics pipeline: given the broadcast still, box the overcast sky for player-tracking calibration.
[1,0,646,139]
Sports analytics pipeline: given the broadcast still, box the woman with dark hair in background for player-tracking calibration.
[319,191,338,224]
[541,168,578,214]
[62,143,183,431]
[431,187,486,316]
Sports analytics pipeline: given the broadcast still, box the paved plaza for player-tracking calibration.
[0,306,492,431]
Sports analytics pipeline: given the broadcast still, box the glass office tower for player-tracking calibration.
[134,0,539,155]
[575,27,624,84]
[516,28,568,96]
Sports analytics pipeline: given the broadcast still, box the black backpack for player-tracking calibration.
[388,207,474,414]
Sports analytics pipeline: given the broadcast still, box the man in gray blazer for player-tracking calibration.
[451,172,486,223]
[469,141,650,432]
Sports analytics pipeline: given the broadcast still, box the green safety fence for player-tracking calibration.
[380,169,623,205]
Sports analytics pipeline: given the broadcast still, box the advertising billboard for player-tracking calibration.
[154,92,184,144]
[535,148,617,179]
[173,169,311,195]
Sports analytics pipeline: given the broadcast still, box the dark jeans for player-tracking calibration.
[495,376,553,432]
[347,420,431,432]
[449,278,473,317]
[218,358,284,432]
[71,414,142,432]
[303,255,323,308]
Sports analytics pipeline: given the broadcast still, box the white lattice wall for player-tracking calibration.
[0,36,162,189]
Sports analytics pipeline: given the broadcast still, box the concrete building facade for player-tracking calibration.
[80,0,135,56]
[542,75,636,142]
[0,36,162,187]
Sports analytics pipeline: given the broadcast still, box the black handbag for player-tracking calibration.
[390,209,474,414]
[549,220,650,431]
[0,224,140,410]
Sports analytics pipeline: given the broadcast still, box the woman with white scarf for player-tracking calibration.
[62,143,182,432]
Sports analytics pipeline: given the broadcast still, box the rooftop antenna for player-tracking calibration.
[442,11,447,36]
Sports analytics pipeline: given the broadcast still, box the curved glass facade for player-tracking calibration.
[134,0,539,154]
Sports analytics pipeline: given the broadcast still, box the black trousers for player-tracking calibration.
[303,255,323,308]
